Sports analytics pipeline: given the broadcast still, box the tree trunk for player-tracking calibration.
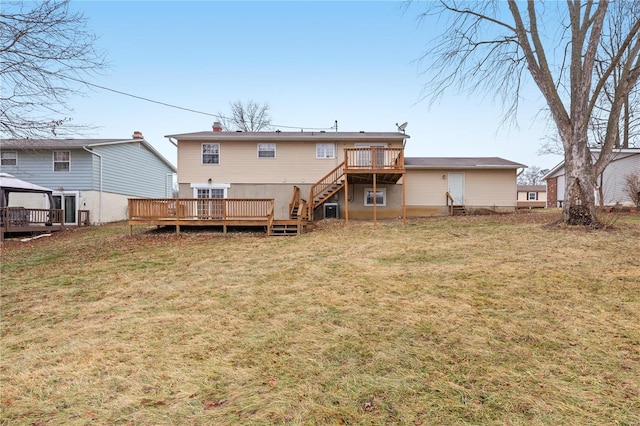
[562,140,600,226]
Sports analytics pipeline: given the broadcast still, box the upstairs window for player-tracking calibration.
[257,143,276,158]
[316,143,335,159]
[1,151,17,166]
[53,151,70,172]
[202,143,220,164]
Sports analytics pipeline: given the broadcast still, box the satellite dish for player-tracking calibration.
[396,122,408,132]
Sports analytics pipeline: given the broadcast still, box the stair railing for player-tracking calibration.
[267,200,275,236]
[446,192,455,216]
[289,186,300,218]
[308,162,345,206]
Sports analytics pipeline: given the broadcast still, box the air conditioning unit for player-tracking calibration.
[324,203,339,219]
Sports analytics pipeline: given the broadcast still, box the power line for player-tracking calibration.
[64,75,334,131]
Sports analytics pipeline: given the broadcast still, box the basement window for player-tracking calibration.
[364,188,386,206]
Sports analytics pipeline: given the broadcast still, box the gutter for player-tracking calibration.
[82,146,103,224]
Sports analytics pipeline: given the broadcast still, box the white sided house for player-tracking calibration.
[544,148,640,208]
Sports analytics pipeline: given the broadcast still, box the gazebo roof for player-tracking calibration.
[0,173,54,193]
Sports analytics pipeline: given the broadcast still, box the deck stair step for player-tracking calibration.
[270,221,301,236]
[452,206,467,216]
[313,180,345,206]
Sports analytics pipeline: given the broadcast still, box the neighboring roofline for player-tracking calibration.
[517,184,547,191]
[165,131,409,141]
[542,160,565,180]
[589,147,640,154]
[1,138,176,172]
[85,139,177,172]
[542,147,639,180]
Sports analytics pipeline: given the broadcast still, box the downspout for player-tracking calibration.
[83,146,103,224]
[168,137,178,197]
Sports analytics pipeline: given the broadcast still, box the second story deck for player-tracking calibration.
[344,147,405,184]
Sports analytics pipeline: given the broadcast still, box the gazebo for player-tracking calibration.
[0,173,63,240]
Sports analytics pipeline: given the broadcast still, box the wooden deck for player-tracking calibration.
[1,207,64,240]
[0,208,91,240]
[344,147,405,184]
[128,198,289,235]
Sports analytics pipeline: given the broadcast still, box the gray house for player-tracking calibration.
[0,132,176,224]
[544,148,639,208]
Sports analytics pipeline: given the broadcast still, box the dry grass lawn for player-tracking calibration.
[1,211,639,425]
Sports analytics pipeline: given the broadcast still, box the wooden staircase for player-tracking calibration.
[452,205,467,216]
[306,162,346,221]
[282,163,347,235]
[446,192,466,216]
[269,220,301,236]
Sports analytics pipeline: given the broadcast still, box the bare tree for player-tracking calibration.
[0,0,106,139]
[518,166,547,186]
[416,1,640,227]
[622,172,640,208]
[591,0,640,149]
[218,100,272,132]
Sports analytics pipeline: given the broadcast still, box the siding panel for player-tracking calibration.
[93,143,175,198]
[0,148,93,190]
[177,139,400,186]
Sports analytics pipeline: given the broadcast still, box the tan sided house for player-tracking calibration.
[516,185,547,209]
[127,123,525,235]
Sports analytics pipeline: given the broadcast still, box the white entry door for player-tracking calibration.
[448,173,465,205]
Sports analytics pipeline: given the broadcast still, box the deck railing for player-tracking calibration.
[128,198,275,221]
[344,147,404,171]
[289,186,301,218]
[1,207,64,227]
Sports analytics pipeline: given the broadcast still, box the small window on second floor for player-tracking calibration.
[1,151,17,166]
[258,143,276,158]
[53,151,70,172]
[202,143,220,164]
[316,143,335,159]
[528,192,537,200]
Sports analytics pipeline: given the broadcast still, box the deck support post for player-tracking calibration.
[176,224,180,235]
[345,178,349,225]
[373,173,377,226]
[402,175,406,225]
[223,224,227,234]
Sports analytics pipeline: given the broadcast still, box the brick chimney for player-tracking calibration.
[132,130,144,139]
[212,122,223,132]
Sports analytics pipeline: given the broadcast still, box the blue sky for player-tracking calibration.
[66,1,563,170]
